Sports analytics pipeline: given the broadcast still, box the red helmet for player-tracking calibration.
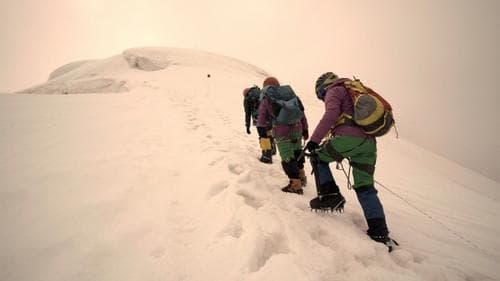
[263,77,280,87]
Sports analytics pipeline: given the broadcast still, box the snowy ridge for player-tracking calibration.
[48,60,96,80]
[1,48,499,281]
[16,47,270,95]
[123,47,271,77]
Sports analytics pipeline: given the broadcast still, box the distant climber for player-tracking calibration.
[243,85,277,163]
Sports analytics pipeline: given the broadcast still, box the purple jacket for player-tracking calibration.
[257,95,309,139]
[310,78,373,144]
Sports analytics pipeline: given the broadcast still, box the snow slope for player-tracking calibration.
[16,47,270,95]
[1,48,499,281]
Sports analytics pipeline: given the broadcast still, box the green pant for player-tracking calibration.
[275,131,303,162]
[316,136,376,188]
[276,134,304,180]
[277,139,302,162]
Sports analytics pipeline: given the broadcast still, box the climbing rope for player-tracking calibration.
[373,177,494,259]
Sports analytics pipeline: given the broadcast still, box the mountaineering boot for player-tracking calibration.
[310,193,346,212]
[369,235,399,252]
[259,137,273,164]
[366,217,398,252]
[259,150,273,164]
[299,169,307,187]
[281,179,304,195]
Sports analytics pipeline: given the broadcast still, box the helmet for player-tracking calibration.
[263,77,280,87]
[315,72,339,100]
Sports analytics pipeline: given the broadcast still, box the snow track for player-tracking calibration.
[1,48,499,281]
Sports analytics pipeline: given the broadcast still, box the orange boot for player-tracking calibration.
[281,179,303,195]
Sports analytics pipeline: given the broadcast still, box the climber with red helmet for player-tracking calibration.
[257,77,309,194]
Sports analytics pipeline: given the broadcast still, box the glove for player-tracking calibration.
[246,126,251,134]
[302,130,309,140]
[305,141,319,152]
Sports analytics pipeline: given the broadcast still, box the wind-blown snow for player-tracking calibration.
[1,48,499,281]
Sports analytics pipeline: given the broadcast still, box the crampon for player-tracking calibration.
[370,235,399,252]
[310,194,346,213]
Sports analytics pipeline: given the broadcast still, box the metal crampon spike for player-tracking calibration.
[310,206,344,214]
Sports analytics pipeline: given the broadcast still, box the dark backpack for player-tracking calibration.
[342,78,394,137]
[262,85,304,125]
[246,86,261,121]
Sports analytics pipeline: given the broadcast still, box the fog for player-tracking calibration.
[1,0,499,181]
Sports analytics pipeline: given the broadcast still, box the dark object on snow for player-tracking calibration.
[207,74,211,78]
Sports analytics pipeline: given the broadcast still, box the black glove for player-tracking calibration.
[246,125,251,134]
[302,130,309,140]
[305,141,319,152]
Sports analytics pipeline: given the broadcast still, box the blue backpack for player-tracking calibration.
[262,85,304,125]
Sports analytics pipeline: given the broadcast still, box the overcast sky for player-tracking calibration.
[1,0,499,181]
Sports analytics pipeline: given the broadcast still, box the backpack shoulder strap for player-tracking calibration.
[335,78,360,125]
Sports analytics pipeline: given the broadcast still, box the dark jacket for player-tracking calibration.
[243,94,259,127]
[243,87,263,127]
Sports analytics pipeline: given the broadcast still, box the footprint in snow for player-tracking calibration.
[218,217,243,239]
[208,156,224,166]
[206,180,230,198]
[308,226,341,249]
[391,249,416,266]
[248,232,290,272]
[228,163,244,175]
[236,189,263,209]
[237,171,251,183]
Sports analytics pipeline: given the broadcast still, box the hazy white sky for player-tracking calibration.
[1,0,499,181]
